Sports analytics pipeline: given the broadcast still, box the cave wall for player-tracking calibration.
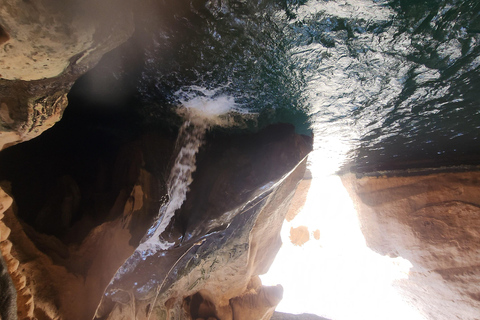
[0,121,312,320]
[342,170,480,320]
[0,0,135,149]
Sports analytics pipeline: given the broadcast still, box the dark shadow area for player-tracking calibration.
[0,52,177,244]
[0,24,9,45]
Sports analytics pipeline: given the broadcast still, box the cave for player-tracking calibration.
[0,72,173,245]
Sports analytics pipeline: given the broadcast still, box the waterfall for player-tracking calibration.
[137,87,241,253]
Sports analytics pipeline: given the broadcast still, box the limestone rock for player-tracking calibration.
[0,187,16,320]
[343,169,480,320]
[0,0,134,81]
[0,0,135,149]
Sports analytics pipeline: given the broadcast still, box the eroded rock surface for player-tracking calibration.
[0,0,134,149]
[343,169,480,320]
[0,123,312,320]
[96,124,312,320]
[0,187,16,320]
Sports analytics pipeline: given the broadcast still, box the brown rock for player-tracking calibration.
[285,176,312,222]
[0,0,134,81]
[342,169,480,320]
[289,226,310,246]
[0,156,163,320]
[230,285,283,320]
[0,0,135,150]
[96,124,313,320]
[0,123,312,320]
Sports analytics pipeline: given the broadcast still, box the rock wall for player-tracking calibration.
[0,187,16,320]
[96,124,312,320]
[0,124,312,320]
[342,169,480,320]
[0,0,135,149]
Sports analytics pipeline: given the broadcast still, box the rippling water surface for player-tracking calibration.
[130,0,480,172]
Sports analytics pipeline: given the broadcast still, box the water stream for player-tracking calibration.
[138,87,242,253]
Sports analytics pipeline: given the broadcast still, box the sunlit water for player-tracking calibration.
[139,0,480,171]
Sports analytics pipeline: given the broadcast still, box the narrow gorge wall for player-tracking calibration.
[343,169,480,320]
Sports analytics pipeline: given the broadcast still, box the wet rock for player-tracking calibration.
[0,123,311,320]
[95,124,312,320]
[0,130,173,319]
[342,169,480,320]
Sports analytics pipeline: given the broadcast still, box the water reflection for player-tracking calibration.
[136,0,480,171]
[259,1,480,318]
[287,0,480,171]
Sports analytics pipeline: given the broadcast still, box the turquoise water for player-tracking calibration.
[128,0,480,171]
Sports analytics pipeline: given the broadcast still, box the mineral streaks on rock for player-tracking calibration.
[0,0,134,81]
[95,124,313,320]
[343,170,480,320]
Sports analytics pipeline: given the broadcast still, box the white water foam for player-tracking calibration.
[136,87,240,254]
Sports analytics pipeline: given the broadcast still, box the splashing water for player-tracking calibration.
[137,87,239,253]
